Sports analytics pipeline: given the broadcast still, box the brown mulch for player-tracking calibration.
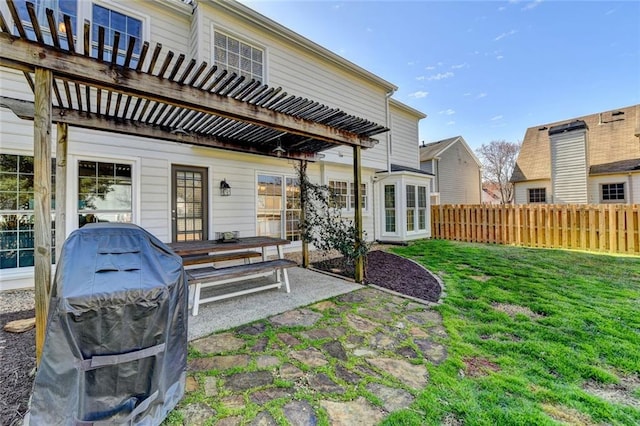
[312,250,442,303]
[0,250,442,425]
[1,309,36,426]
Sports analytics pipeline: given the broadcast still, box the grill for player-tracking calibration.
[27,223,188,425]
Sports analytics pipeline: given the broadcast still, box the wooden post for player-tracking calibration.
[34,68,52,366]
[299,161,309,268]
[55,123,68,261]
[353,145,364,283]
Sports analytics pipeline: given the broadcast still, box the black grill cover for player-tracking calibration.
[28,223,187,425]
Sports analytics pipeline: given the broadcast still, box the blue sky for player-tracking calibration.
[242,0,640,150]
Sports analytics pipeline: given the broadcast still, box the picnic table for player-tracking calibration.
[168,237,296,315]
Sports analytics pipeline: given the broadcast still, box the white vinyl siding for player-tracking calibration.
[435,143,481,204]
[390,103,421,169]
[550,130,588,204]
[588,174,639,204]
[513,180,552,205]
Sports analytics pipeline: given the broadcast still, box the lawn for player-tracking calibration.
[386,240,640,425]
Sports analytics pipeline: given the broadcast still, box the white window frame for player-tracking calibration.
[211,25,267,83]
[69,154,139,233]
[328,179,368,213]
[528,187,546,203]
[256,172,301,242]
[600,182,625,203]
[383,183,396,234]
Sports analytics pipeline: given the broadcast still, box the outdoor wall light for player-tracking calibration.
[220,179,231,196]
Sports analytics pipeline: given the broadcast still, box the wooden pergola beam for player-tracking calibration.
[0,96,320,160]
[0,33,376,149]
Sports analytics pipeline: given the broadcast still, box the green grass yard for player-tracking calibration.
[385,240,640,425]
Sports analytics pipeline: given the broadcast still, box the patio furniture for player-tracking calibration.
[168,237,297,315]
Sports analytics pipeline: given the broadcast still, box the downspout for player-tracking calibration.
[385,89,395,172]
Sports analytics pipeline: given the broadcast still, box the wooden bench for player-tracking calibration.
[186,258,297,316]
[182,250,262,266]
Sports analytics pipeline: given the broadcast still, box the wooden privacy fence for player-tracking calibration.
[431,204,640,255]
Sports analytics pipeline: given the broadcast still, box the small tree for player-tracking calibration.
[295,161,371,273]
[476,140,521,204]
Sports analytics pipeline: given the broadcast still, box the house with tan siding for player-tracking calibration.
[510,105,640,204]
[0,0,430,290]
[419,136,482,205]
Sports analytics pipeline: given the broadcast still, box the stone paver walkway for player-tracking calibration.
[174,287,448,425]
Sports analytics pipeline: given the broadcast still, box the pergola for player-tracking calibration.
[0,1,388,363]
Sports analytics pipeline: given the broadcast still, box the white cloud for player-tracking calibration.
[451,63,468,69]
[522,0,542,11]
[439,109,456,115]
[366,27,373,33]
[498,6,506,11]
[494,29,517,41]
[463,92,472,97]
[477,92,487,99]
[605,8,616,15]
[496,55,504,60]
[427,72,455,81]
[437,62,443,66]
[408,91,429,99]
[416,76,425,81]
[491,115,503,121]
[446,121,456,126]
[425,66,436,70]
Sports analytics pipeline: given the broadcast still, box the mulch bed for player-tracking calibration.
[0,250,441,425]
[312,250,442,303]
[1,309,36,426]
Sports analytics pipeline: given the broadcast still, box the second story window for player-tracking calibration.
[15,0,77,49]
[92,4,142,65]
[214,31,264,82]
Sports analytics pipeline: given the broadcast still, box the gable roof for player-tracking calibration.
[419,136,482,167]
[511,104,640,182]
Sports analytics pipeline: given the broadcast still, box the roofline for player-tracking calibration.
[522,104,639,134]
[389,98,427,119]
[211,0,398,92]
[158,0,194,15]
[422,136,482,168]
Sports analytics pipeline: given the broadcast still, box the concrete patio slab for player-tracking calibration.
[188,267,362,340]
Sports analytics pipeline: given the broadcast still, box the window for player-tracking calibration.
[92,4,142,65]
[257,174,300,241]
[601,183,625,202]
[78,160,132,227]
[214,31,264,82]
[350,182,367,210]
[418,186,427,230]
[329,180,348,209]
[15,0,77,49]
[1,154,56,269]
[329,180,367,211]
[528,188,546,203]
[406,185,415,232]
[384,184,396,233]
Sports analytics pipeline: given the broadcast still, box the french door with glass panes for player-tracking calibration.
[256,174,300,241]
[172,165,208,242]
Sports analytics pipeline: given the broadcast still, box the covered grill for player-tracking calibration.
[28,223,187,425]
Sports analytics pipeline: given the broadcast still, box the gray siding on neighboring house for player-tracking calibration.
[550,129,588,204]
[438,144,481,204]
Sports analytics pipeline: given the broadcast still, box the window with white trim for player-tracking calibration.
[77,160,132,227]
[384,184,396,233]
[14,0,77,49]
[91,4,142,65]
[406,185,415,232]
[406,185,428,232]
[0,154,56,269]
[601,183,625,202]
[528,188,546,203]
[213,30,264,82]
[329,180,367,211]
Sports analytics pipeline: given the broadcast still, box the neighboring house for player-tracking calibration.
[510,105,640,204]
[419,136,482,205]
[482,183,503,204]
[0,0,430,290]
